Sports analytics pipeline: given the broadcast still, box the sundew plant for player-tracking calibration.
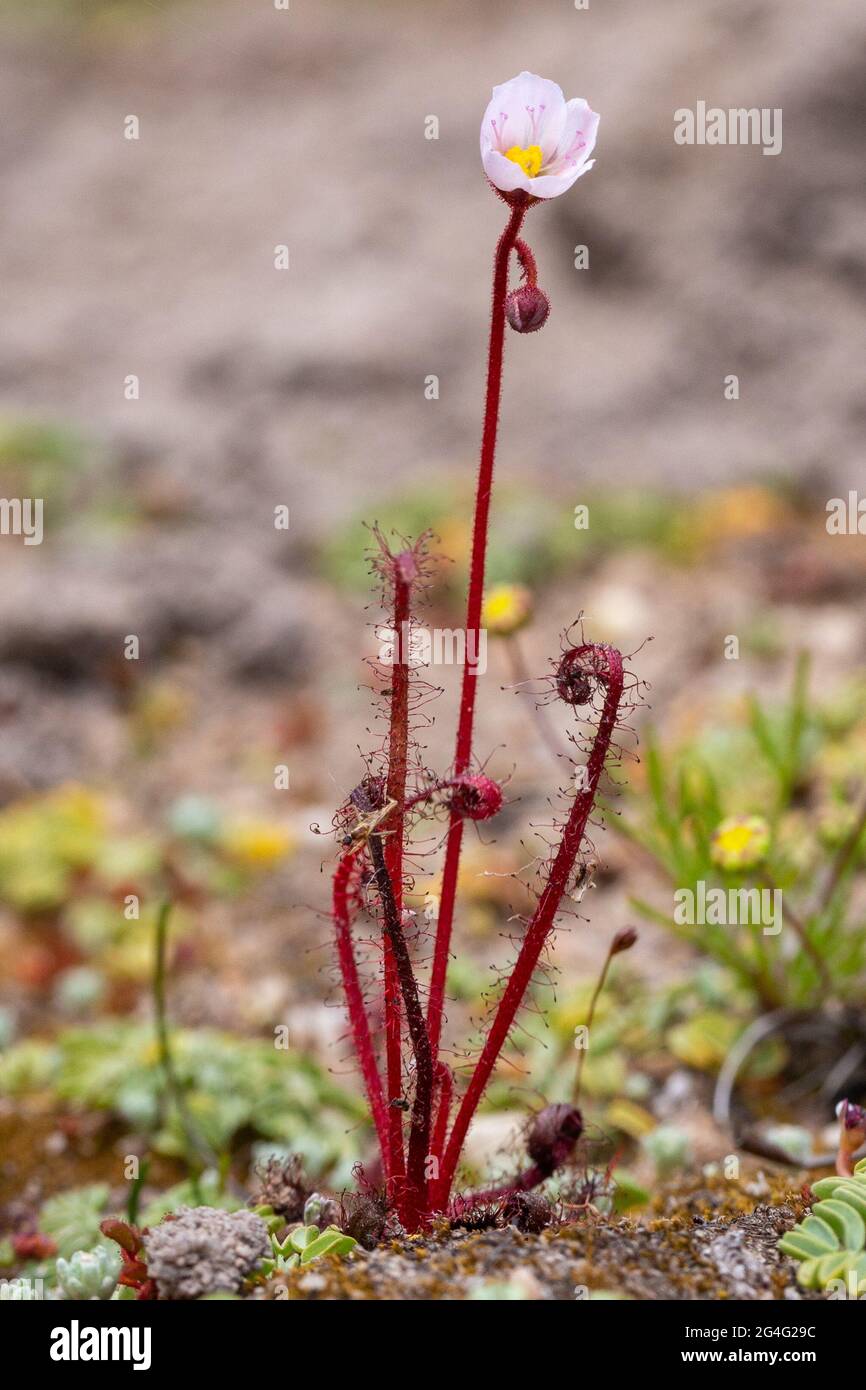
[329,73,637,1231]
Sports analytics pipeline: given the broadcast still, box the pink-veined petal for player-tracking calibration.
[550,98,599,172]
[480,71,567,158]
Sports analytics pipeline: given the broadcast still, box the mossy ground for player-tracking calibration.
[0,1099,822,1299]
[265,1173,810,1301]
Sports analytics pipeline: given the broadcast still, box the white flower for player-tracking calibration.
[480,71,599,199]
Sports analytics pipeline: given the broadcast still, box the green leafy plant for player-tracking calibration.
[0,1022,365,1176]
[778,1159,866,1291]
[40,1184,111,1260]
[611,659,866,1009]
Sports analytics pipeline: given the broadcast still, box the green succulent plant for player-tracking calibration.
[55,1244,121,1301]
[40,1185,110,1260]
[642,1125,692,1179]
[778,1158,866,1292]
[261,1222,356,1277]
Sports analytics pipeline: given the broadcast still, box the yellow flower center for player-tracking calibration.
[716,824,754,855]
[504,144,543,178]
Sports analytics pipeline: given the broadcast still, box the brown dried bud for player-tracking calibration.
[612,927,638,955]
[527,1102,583,1176]
[505,285,550,333]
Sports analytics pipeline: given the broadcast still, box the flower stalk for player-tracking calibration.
[427,194,528,1060]
[381,546,415,1186]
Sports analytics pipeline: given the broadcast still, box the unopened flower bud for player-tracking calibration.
[449,773,504,822]
[835,1099,866,1177]
[611,927,638,955]
[837,1099,866,1131]
[303,1192,338,1229]
[505,285,550,333]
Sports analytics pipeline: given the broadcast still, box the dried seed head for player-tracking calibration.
[527,1103,583,1176]
[501,1190,552,1234]
[249,1154,309,1221]
[449,773,504,822]
[505,285,550,333]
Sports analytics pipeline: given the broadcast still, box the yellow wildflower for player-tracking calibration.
[481,583,533,636]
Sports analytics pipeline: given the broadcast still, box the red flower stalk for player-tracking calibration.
[366,823,434,1231]
[427,194,529,1060]
[332,851,390,1164]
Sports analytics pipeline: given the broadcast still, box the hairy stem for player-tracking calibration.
[382,560,414,1184]
[446,1167,558,1217]
[368,831,435,1229]
[431,1061,453,1170]
[333,853,391,1165]
[427,196,529,1057]
[437,646,625,1206]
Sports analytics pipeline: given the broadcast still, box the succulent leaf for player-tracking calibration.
[814,1198,865,1250]
[298,1227,357,1264]
[778,1167,866,1289]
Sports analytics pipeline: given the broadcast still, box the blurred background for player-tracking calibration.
[0,0,865,1226]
